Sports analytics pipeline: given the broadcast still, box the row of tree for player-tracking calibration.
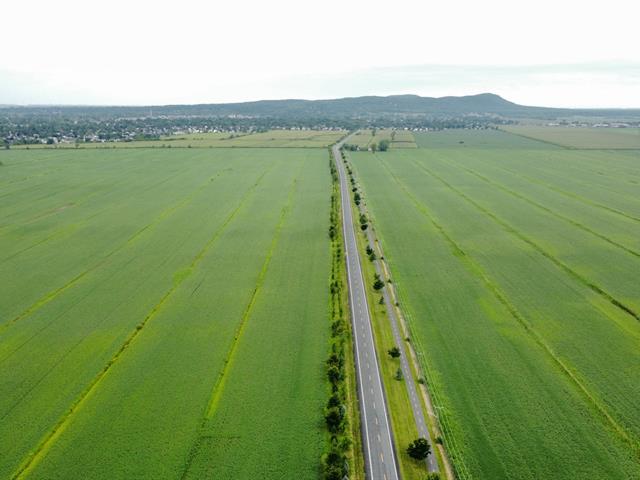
[323,150,353,480]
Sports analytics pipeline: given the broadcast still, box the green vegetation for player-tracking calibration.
[12,129,346,150]
[322,149,363,480]
[350,129,640,479]
[344,153,438,480]
[502,125,640,149]
[346,129,417,150]
[0,147,334,479]
[407,438,431,460]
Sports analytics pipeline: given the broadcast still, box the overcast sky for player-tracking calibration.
[1,0,639,107]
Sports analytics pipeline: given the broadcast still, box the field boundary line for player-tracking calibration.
[9,166,273,480]
[380,156,639,451]
[492,162,640,224]
[179,162,301,480]
[408,157,640,323]
[441,157,640,259]
[0,168,231,334]
[496,127,573,149]
[498,127,640,151]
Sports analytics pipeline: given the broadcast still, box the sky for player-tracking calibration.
[1,0,639,108]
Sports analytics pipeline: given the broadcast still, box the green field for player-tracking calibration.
[12,129,346,149]
[348,129,417,149]
[349,129,640,479]
[0,147,332,479]
[502,125,640,149]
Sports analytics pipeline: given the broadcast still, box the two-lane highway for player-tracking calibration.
[333,142,400,480]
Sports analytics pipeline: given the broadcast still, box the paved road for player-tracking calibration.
[333,142,400,480]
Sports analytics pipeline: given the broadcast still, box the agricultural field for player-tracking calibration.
[349,129,640,479]
[502,125,640,149]
[348,129,417,149]
[0,147,332,479]
[12,129,346,149]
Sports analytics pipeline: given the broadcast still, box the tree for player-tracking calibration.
[373,274,384,290]
[427,473,441,480]
[360,223,368,231]
[388,346,401,358]
[327,364,343,384]
[407,437,431,460]
[366,245,373,255]
[323,448,347,480]
[378,139,390,151]
[395,368,403,381]
[370,142,377,153]
[325,405,346,433]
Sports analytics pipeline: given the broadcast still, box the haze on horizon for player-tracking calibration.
[1,0,639,108]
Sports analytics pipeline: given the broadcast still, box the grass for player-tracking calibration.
[10,129,347,150]
[0,147,333,479]
[349,131,640,479]
[501,125,640,149]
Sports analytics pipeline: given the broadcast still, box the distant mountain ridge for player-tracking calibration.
[2,93,639,120]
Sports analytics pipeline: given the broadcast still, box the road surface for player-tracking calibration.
[334,142,400,480]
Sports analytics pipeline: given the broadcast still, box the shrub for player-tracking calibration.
[407,437,431,460]
[388,347,401,358]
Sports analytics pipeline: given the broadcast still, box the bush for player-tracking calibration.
[388,346,401,358]
[407,437,431,460]
[327,365,343,384]
[395,368,403,381]
[325,406,345,433]
[373,275,385,290]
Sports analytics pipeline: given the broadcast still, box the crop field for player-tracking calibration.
[12,129,346,149]
[0,147,331,479]
[348,129,417,149]
[349,129,640,479]
[502,125,640,149]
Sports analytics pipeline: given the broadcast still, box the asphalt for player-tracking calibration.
[333,142,400,480]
